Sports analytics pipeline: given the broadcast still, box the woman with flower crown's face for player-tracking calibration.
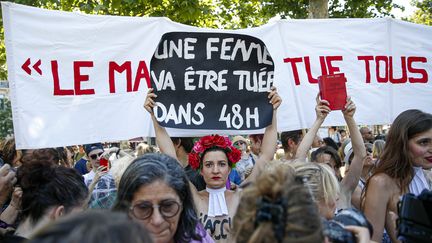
[200,150,231,189]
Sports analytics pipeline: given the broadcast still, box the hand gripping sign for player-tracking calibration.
[150,32,274,130]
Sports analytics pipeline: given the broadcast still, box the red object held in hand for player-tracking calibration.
[318,73,347,110]
[99,157,109,171]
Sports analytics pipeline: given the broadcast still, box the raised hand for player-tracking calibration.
[0,164,16,205]
[268,86,282,110]
[342,96,356,118]
[93,166,108,182]
[100,147,119,160]
[315,93,331,120]
[144,88,158,114]
[10,186,22,210]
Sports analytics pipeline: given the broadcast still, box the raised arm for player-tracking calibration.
[295,94,330,161]
[144,89,199,195]
[242,87,281,185]
[340,97,366,195]
[144,88,178,160]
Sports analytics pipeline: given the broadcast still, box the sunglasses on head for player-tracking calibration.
[89,152,103,160]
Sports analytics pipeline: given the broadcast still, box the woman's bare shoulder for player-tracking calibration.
[369,173,396,187]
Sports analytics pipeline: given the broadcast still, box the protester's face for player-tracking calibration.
[408,128,432,169]
[317,154,337,173]
[130,180,182,243]
[340,131,347,138]
[312,136,323,148]
[362,128,373,142]
[234,141,247,152]
[249,137,261,155]
[200,150,231,189]
[87,148,103,169]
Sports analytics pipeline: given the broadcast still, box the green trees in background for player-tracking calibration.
[0,98,12,138]
[409,0,432,25]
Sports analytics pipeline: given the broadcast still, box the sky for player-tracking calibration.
[391,0,418,19]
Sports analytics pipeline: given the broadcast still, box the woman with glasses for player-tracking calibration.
[112,153,213,243]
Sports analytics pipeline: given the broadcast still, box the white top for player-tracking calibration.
[84,170,117,208]
[409,167,430,196]
[206,187,229,217]
[235,155,254,181]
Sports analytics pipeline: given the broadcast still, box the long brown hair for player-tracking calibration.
[363,109,432,202]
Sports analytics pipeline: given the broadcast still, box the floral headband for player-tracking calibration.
[188,135,242,170]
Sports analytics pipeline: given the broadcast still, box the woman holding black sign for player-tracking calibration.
[144,87,281,243]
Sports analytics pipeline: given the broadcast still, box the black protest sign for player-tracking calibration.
[150,32,274,130]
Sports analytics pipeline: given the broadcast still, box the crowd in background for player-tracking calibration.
[0,90,431,243]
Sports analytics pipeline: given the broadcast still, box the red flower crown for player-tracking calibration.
[188,135,242,170]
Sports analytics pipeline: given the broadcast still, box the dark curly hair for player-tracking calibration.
[17,162,88,225]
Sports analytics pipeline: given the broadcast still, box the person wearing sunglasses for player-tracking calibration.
[82,143,117,209]
[359,127,374,143]
[113,153,214,243]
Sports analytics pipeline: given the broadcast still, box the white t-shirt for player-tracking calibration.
[84,170,117,209]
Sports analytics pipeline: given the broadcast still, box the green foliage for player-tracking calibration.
[0,98,13,138]
[329,0,402,18]
[408,0,432,25]
[0,26,6,80]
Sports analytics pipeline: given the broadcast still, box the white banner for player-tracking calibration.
[2,2,432,149]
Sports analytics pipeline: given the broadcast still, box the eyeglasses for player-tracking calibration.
[89,152,103,160]
[129,200,181,220]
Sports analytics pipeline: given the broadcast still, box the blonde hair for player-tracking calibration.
[372,139,385,159]
[110,155,135,188]
[290,161,340,205]
[274,148,285,160]
[234,160,323,243]
[136,143,156,157]
[338,138,351,161]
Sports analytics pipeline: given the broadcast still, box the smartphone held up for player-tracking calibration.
[99,157,109,172]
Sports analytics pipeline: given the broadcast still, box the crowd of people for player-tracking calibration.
[0,87,431,243]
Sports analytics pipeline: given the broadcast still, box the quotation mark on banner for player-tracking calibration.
[22,58,42,76]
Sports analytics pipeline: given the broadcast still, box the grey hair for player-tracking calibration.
[112,153,202,242]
